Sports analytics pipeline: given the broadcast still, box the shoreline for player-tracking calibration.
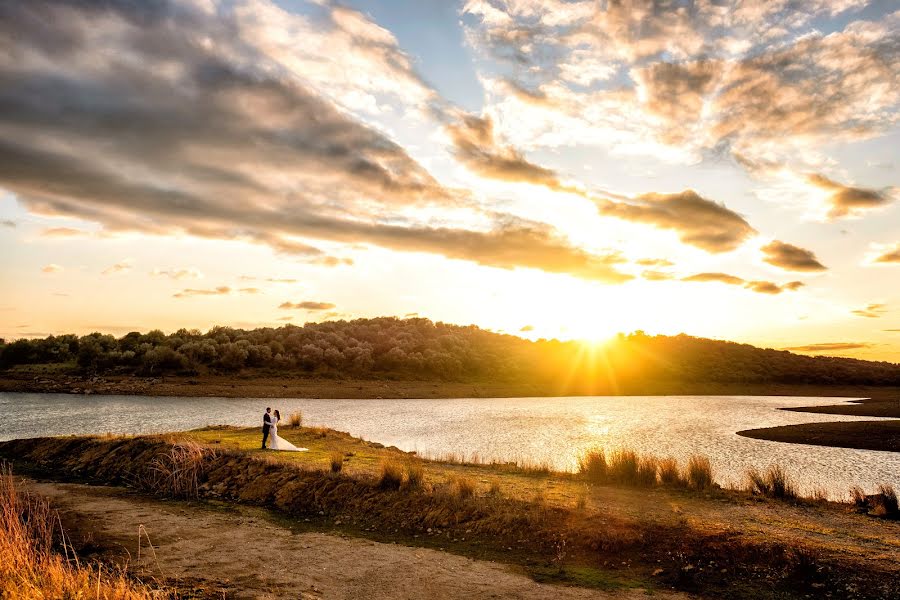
[2,372,899,453]
[2,428,898,599]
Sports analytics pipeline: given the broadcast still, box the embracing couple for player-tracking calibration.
[261,407,307,452]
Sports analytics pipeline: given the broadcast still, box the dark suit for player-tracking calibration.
[261,412,273,449]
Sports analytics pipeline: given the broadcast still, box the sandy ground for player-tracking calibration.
[25,480,688,600]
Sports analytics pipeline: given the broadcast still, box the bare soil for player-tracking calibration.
[25,479,687,600]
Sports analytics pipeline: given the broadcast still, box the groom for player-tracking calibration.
[261,407,273,449]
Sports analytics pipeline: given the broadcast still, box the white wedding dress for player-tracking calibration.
[268,418,308,452]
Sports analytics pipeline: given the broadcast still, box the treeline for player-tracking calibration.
[1,317,899,386]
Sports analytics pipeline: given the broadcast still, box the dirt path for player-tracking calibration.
[25,480,688,600]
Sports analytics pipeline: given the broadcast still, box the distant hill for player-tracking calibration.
[2,317,899,387]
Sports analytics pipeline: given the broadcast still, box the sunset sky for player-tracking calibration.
[0,0,898,360]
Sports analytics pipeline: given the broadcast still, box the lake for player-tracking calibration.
[1,392,897,499]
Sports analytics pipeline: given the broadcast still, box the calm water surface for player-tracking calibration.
[1,392,897,498]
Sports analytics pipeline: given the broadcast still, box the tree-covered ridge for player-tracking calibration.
[1,317,899,386]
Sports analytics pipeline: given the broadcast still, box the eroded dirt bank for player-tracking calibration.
[28,480,683,600]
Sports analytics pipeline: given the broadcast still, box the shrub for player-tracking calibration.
[288,411,303,428]
[405,463,424,489]
[687,455,713,491]
[849,486,867,510]
[378,460,403,490]
[636,456,658,487]
[608,449,639,484]
[658,457,683,486]
[577,449,607,483]
[329,451,344,474]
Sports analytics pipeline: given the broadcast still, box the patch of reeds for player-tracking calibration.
[329,451,344,474]
[636,456,659,487]
[378,460,403,490]
[0,462,155,599]
[288,411,303,428]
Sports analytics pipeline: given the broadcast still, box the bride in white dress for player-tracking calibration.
[268,410,308,452]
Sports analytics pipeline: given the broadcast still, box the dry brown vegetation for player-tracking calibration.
[288,411,303,428]
[0,463,157,599]
[2,432,898,599]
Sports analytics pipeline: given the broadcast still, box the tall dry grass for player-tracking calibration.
[686,455,713,491]
[288,411,303,428]
[746,465,797,499]
[141,441,216,499]
[0,463,154,599]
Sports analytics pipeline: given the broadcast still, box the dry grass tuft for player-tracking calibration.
[404,463,424,489]
[142,441,216,499]
[451,476,476,500]
[608,449,639,484]
[657,457,684,487]
[329,451,344,474]
[746,465,796,499]
[378,460,403,490]
[0,462,155,598]
[577,449,607,483]
[687,455,713,491]
[288,411,303,428]
[636,456,658,487]
[871,484,898,518]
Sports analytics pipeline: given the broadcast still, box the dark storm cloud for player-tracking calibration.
[596,191,757,253]
[0,0,637,284]
[760,240,827,272]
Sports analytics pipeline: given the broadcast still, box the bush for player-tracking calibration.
[577,449,607,483]
[329,451,344,474]
[288,412,303,428]
[378,460,403,490]
[687,455,713,491]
